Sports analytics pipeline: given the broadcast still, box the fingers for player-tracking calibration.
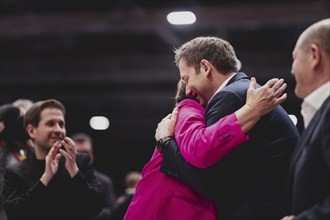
[265,78,279,88]
[155,108,178,140]
[54,153,62,164]
[64,137,75,147]
[263,78,287,99]
[274,93,287,106]
[61,137,76,155]
[171,107,179,121]
[59,137,76,160]
[161,113,172,121]
[161,107,178,122]
[273,82,287,98]
[271,78,285,91]
[49,142,61,159]
[248,77,257,91]
[59,148,72,160]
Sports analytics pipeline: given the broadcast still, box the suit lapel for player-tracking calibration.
[289,97,330,176]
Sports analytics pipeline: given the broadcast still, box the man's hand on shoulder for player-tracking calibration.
[155,107,178,141]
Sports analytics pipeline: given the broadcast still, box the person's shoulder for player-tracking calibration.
[95,170,112,183]
[178,99,198,107]
[178,99,205,116]
[223,78,250,92]
[4,160,25,174]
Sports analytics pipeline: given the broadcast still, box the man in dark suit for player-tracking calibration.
[2,99,103,219]
[72,132,117,220]
[281,18,330,220]
[155,36,300,219]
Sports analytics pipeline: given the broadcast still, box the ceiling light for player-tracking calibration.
[167,11,196,25]
[89,116,110,130]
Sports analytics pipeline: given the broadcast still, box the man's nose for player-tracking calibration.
[54,123,63,132]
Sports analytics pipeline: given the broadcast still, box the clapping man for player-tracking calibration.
[2,99,103,220]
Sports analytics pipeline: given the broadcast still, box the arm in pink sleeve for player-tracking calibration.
[175,99,249,168]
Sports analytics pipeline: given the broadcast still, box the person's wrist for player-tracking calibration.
[156,136,173,153]
[245,103,261,119]
[40,173,51,186]
[68,165,79,178]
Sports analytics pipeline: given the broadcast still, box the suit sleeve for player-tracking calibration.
[175,99,248,168]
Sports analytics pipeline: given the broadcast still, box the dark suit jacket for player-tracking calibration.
[161,72,300,220]
[93,170,116,220]
[288,97,330,220]
[3,151,103,220]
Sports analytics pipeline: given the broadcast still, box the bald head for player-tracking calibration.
[291,18,330,99]
[297,18,330,56]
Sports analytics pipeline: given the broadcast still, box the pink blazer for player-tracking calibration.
[124,99,248,220]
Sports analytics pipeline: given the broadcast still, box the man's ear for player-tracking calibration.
[200,59,211,75]
[310,44,321,70]
[26,124,35,139]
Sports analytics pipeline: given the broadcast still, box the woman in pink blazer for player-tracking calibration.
[124,78,285,220]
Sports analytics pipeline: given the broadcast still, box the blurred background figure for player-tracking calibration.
[0,101,34,166]
[0,100,33,220]
[12,99,34,116]
[3,99,103,219]
[111,171,142,220]
[71,132,116,220]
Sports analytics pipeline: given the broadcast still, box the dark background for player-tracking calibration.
[1,0,329,196]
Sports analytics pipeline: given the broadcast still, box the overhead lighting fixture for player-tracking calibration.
[89,116,110,130]
[167,11,196,25]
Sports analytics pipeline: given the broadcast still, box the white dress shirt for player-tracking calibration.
[301,81,330,128]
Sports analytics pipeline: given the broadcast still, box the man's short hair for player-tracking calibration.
[23,99,65,129]
[174,36,238,74]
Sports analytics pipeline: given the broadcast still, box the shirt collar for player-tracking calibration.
[301,81,330,128]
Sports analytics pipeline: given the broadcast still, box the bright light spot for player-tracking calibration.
[167,11,196,25]
[89,116,110,130]
[289,114,298,126]
[236,59,242,71]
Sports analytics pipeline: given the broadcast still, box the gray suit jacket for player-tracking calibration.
[288,97,330,220]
